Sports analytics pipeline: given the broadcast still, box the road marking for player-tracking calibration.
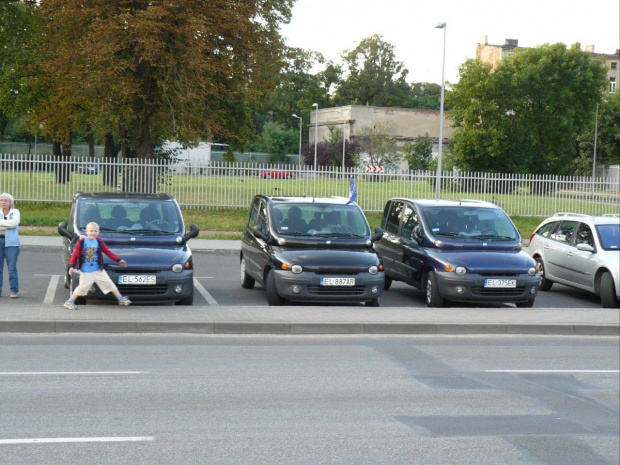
[0,372,144,375]
[485,370,619,373]
[194,278,218,306]
[44,275,60,304]
[0,437,154,445]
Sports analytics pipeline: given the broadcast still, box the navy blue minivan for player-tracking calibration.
[58,192,199,305]
[374,198,540,307]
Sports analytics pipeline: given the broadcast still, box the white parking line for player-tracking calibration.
[194,278,218,306]
[0,437,154,445]
[44,275,60,304]
[485,370,619,373]
[0,372,144,375]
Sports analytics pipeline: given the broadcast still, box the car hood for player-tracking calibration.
[101,245,191,270]
[274,248,380,272]
[429,249,535,273]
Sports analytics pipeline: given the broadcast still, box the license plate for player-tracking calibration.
[320,277,355,286]
[118,275,156,285]
[484,279,516,288]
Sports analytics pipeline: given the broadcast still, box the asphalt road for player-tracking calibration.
[6,249,605,308]
[1,334,618,465]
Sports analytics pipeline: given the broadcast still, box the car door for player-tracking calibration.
[374,200,404,279]
[563,222,597,290]
[545,220,578,283]
[242,198,269,282]
[394,203,425,287]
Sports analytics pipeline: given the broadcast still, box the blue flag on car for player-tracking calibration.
[347,176,357,204]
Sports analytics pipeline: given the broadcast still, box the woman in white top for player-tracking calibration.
[0,193,21,298]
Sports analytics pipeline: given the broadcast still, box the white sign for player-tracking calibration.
[365,165,384,173]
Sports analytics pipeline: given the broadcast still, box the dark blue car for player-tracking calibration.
[374,198,540,307]
[58,192,199,305]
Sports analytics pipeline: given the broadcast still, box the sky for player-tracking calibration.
[280,0,620,85]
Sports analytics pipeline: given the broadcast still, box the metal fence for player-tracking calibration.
[1,154,618,217]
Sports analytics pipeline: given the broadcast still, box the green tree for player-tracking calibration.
[402,133,433,170]
[403,83,442,110]
[354,123,401,169]
[253,121,298,163]
[335,35,412,107]
[448,43,607,174]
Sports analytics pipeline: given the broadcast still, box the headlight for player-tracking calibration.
[291,265,303,274]
[455,266,467,275]
[369,266,378,275]
[172,263,183,273]
[528,267,536,276]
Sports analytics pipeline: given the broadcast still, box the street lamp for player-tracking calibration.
[435,21,447,199]
[335,108,347,175]
[292,114,303,165]
[312,103,318,171]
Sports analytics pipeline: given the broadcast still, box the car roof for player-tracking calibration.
[74,192,175,201]
[545,212,620,225]
[258,195,353,205]
[388,198,500,209]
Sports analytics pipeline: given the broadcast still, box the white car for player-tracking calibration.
[528,212,620,308]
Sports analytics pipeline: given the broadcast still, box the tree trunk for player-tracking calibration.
[53,139,70,184]
[103,133,119,188]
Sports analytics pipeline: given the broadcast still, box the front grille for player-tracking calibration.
[471,286,525,297]
[118,284,169,295]
[480,272,520,277]
[307,285,366,296]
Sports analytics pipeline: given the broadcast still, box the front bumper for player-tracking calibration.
[435,271,540,304]
[272,270,385,303]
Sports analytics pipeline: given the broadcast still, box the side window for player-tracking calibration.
[400,205,419,240]
[256,203,268,235]
[536,221,557,238]
[385,201,404,234]
[574,223,594,248]
[380,201,392,229]
[247,198,260,229]
[551,220,578,244]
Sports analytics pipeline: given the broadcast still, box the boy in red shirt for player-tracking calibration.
[64,222,131,310]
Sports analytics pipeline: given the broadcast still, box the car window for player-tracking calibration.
[536,221,557,238]
[273,203,369,236]
[79,200,182,233]
[596,224,620,250]
[400,205,419,240]
[574,223,595,248]
[385,201,404,234]
[550,220,577,244]
[256,202,268,236]
[247,198,260,229]
[421,206,517,239]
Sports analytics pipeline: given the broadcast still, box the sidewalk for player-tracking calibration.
[7,236,618,336]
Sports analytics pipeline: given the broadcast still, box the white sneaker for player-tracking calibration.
[118,296,132,306]
[64,300,78,310]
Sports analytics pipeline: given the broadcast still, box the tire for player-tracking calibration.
[285,174,292,179]
[266,174,272,179]
[600,271,619,309]
[366,298,380,307]
[535,257,553,291]
[516,299,535,308]
[425,270,445,307]
[266,271,284,306]
[70,274,86,305]
[240,256,255,289]
[384,276,392,291]
[64,268,70,289]
[175,292,194,306]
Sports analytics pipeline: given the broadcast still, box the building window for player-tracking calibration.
[610,77,617,93]
[611,62,617,70]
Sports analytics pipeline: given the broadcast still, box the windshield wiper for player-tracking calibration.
[472,234,515,241]
[117,228,173,235]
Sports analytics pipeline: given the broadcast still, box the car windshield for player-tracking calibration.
[596,224,620,250]
[421,206,518,240]
[77,200,183,234]
[271,203,370,237]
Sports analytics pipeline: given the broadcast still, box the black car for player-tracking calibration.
[374,198,539,307]
[240,195,385,306]
[57,192,199,305]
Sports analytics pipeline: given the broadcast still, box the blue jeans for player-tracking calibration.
[0,240,20,294]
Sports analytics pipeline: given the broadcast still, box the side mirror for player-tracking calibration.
[371,227,384,243]
[253,224,269,242]
[412,225,425,245]
[183,223,200,243]
[57,221,72,240]
[576,243,594,253]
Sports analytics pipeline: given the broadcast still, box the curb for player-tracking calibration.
[0,321,617,336]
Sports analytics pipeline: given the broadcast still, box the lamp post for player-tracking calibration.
[592,103,599,184]
[435,22,447,199]
[312,103,318,172]
[292,114,303,165]
[335,108,347,175]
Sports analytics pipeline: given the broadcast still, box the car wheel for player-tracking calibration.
[266,174,272,179]
[516,299,535,308]
[266,271,284,306]
[535,257,553,291]
[600,271,619,309]
[175,292,194,306]
[285,174,292,179]
[425,270,445,307]
[64,269,70,289]
[70,275,86,305]
[384,276,392,290]
[366,298,380,307]
[240,256,255,289]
